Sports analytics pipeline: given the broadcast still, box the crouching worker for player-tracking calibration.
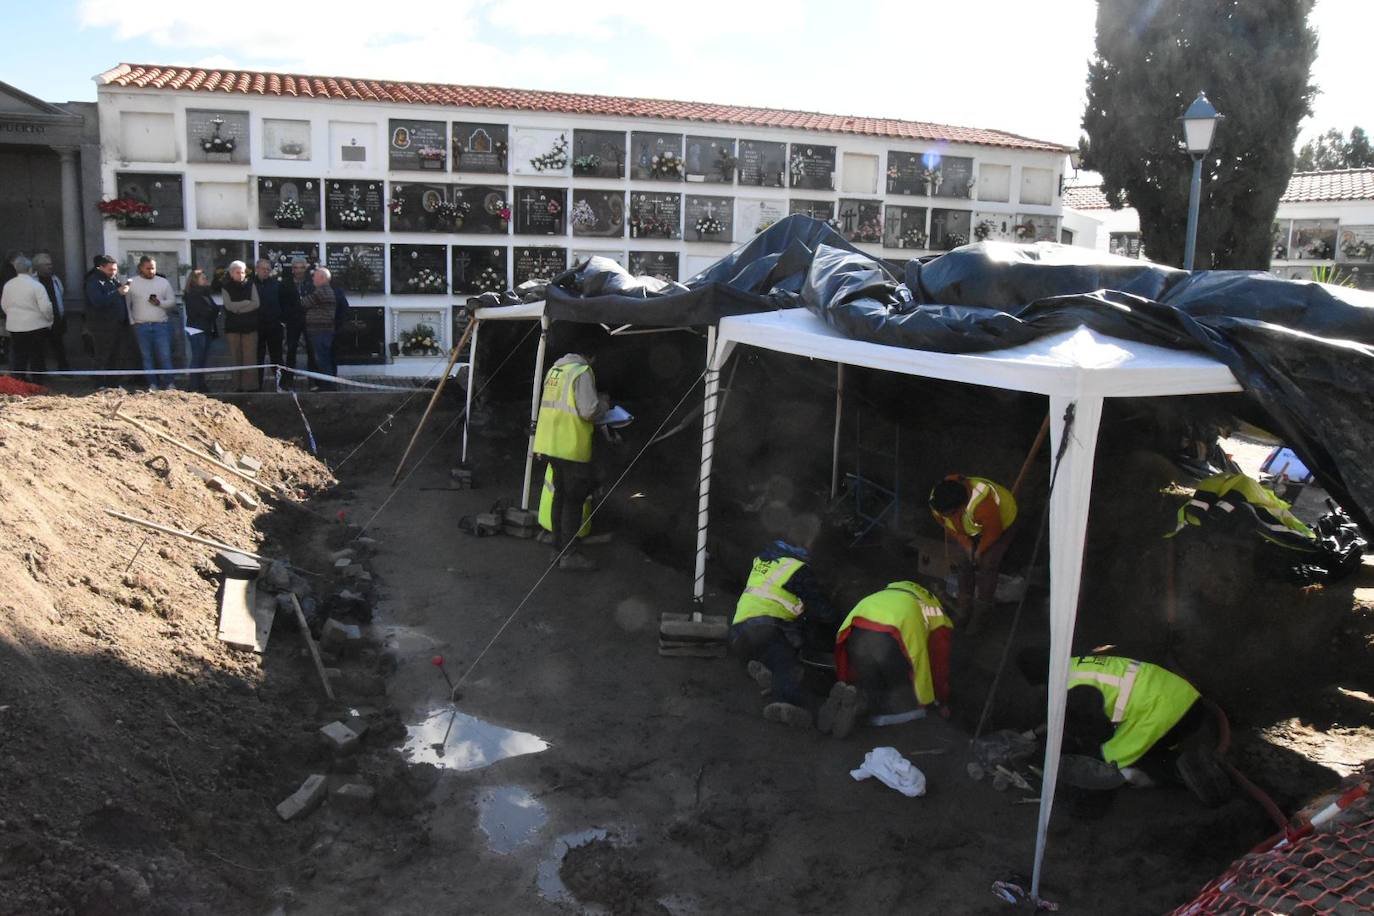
[1017,649,1230,806]
[820,581,953,739]
[929,474,1017,631]
[730,532,838,729]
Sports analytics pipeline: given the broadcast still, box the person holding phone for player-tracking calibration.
[124,256,177,390]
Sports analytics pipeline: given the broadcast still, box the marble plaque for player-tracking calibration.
[186,109,250,164]
[121,249,179,288]
[335,306,386,365]
[886,151,925,196]
[789,199,834,222]
[452,122,509,175]
[737,140,786,188]
[512,187,567,236]
[684,136,736,184]
[570,190,626,239]
[190,239,252,288]
[263,119,311,161]
[388,182,468,234]
[114,172,184,230]
[628,251,679,282]
[1292,219,1339,260]
[572,129,626,179]
[513,247,568,286]
[451,246,509,295]
[326,243,386,294]
[631,132,685,181]
[837,199,884,244]
[512,128,571,177]
[883,206,929,249]
[788,144,836,191]
[452,185,511,234]
[628,192,681,240]
[257,176,321,230]
[971,211,1018,243]
[684,195,734,242]
[931,155,975,199]
[256,241,320,279]
[734,198,787,241]
[931,208,974,248]
[1338,225,1374,262]
[389,119,448,171]
[325,180,385,232]
[570,249,627,269]
[1012,213,1058,243]
[390,244,448,295]
[393,308,447,357]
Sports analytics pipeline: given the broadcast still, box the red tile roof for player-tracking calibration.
[1063,184,1112,210]
[96,63,1071,153]
[1281,169,1374,203]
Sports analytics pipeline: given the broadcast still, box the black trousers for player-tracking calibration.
[284,320,305,377]
[256,322,284,389]
[46,315,70,371]
[547,458,596,551]
[10,329,49,382]
[845,627,917,715]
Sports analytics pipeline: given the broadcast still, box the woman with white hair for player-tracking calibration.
[220,260,260,391]
[0,254,53,382]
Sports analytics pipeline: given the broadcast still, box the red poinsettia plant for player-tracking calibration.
[97,197,154,221]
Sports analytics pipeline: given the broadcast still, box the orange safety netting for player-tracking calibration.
[0,375,47,396]
[1172,790,1374,915]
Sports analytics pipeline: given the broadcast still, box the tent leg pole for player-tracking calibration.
[522,316,550,512]
[693,327,723,605]
[1031,394,1104,900]
[831,363,845,500]
[461,317,481,464]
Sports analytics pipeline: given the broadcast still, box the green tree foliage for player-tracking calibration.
[1082,0,1317,269]
[1296,127,1374,171]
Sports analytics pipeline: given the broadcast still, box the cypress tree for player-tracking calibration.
[1082,0,1317,269]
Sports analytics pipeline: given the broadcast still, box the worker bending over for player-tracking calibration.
[820,581,953,739]
[532,349,608,570]
[1170,471,1314,549]
[730,533,839,729]
[929,474,1018,629]
[1017,649,1230,806]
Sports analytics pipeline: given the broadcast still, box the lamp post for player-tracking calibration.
[1180,92,1223,271]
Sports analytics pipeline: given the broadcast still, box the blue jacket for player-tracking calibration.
[253,276,295,327]
[83,271,127,323]
[332,285,350,331]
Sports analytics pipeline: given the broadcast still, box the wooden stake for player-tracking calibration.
[290,593,335,701]
[391,319,479,487]
[114,407,276,496]
[1011,415,1052,501]
[104,509,272,561]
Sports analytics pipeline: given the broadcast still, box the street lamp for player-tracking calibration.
[1179,92,1222,270]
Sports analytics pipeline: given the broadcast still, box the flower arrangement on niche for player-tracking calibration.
[387,196,404,217]
[630,215,674,239]
[789,152,807,186]
[573,153,602,175]
[418,146,446,162]
[650,150,683,179]
[1273,241,1290,260]
[434,200,472,226]
[279,140,305,157]
[399,323,442,356]
[850,218,883,244]
[98,197,155,228]
[900,227,928,249]
[340,252,376,293]
[337,204,372,228]
[407,269,446,293]
[570,199,598,229]
[1342,238,1373,260]
[694,216,725,237]
[974,219,995,242]
[200,116,236,155]
[1014,221,1037,241]
[716,148,738,182]
[546,198,561,216]
[921,168,943,194]
[529,134,569,172]
[474,266,505,293]
[944,232,969,250]
[273,198,305,228]
[1304,238,1333,259]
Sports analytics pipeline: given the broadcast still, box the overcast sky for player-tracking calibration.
[4,0,1367,150]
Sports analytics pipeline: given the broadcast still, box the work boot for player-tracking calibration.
[762,702,813,729]
[535,530,553,545]
[746,660,773,693]
[1175,746,1231,807]
[817,682,861,738]
[558,553,597,571]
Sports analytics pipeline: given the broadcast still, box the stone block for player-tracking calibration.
[320,618,362,647]
[214,550,261,579]
[320,721,360,754]
[264,560,292,592]
[334,557,352,569]
[275,774,327,821]
[330,783,375,812]
[237,454,262,475]
[235,490,259,510]
[330,548,356,563]
[207,475,236,497]
[211,441,226,460]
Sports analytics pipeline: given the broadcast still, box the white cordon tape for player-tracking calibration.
[20,364,422,392]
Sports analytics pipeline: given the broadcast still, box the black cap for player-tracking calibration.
[94,254,117,267]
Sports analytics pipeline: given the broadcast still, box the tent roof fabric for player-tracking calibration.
[95,63,1070,152]
[474,301,545,321]
[717,308,1242,398]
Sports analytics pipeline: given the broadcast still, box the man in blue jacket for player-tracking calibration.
[82,255,133,382]
[253,259,298,390]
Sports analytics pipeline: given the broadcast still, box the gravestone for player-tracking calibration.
[451,185,510,234]
[734,198,787,241]
[389,244,449,295]
[114,172,184,230]
[326,243,386,294]
[789,199,834,221]
[572,129,626,179]
[335,306,386,365]
[684,136,736,184]
[190,240,252,288]
[513,247,567,286]
[512,128,570,176]
[186,109,250,164]
[629,192,681,240]
[257,176,321,230]
[631,132,685,181]
[931,208,974,249]
[512,187,567,236]
[628,251,679,282]
[388,182,465,234]
[452,122,509,174]
[837,199,884,244]
[452,246,509,295]
[570,190,625,238]
[737,140,785,188]
[684,195,734,242]
[325,180,385,232]
[389,119,448,171]
[883,205,929,250]
[257,241,320,279]
[788,144,836,191]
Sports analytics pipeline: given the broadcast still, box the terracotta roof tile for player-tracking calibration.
[1281,169,1374,203]
[95,62,1070,153]
[1063,184,1112,210]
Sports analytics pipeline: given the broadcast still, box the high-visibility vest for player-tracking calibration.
[837,582,952,706]
[539,464,591,538]
[1170,472,1314,546]
[1067,655,1200,768]
[733,556,806,625]
[933,476,1017,540]
[533,361,593,462]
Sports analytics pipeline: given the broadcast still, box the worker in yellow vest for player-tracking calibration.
[731,537,839,729]
[1169,471,1315,549]
[929,474,1018,629]
[821,581,953,739]
[533,351,607,570]
[537,464,592,544]
[1017,648,1230,805]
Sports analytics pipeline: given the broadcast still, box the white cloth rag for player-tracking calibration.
[850,746,926,797]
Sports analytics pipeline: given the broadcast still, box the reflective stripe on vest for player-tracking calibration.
[538,464,591,537]
[733,556,806,624]
[1068,656,1200,768]
[934,476,1016,539]
[533,362,593,462]
[836,582,951,706]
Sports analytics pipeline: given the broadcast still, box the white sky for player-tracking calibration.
[20,0,1368,150]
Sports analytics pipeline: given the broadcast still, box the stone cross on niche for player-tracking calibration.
[453,251,471,283]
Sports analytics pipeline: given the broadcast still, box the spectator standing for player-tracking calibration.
[253,259,290,391]
[1,256,54,382]
[1,250,27,366]
[300,266,341,389]
[31,253,69,371]
[284,257,311,382]
[125,256,177,390]
[220,261,260,392]
[182,268,219,392]
[82,255,134,379]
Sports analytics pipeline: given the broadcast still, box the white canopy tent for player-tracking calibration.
[693,307,1243,896]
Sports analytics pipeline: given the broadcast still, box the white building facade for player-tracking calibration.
[95,63,1072,370]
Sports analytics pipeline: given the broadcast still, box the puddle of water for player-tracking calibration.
[402,706,549,771]
[535,828,609,908]
[478,786,548,854]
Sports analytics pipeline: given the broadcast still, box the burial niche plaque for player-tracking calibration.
[114,172,184,230]
[335,306,386,365]
[788,144,836,191]
[931,209,973,249]
[257,241,320,279]
[883,206,929,249]
[388,183,471,234]
[512,187,567,236]
[452,185,510,235]
[190,239,252,288]
[186,109,250,164]
[570,191,625,239]
[789,199,834,222]
[684,136,736,184]
[257,177,321,230]
[685,195,733,242]
[452,123,509,175]
[572,130,626,179]
[628,251,679,283]
[325,180,384,231]
[513,247,567,286]
[629,192,681,240]
[737,140,785,188]
[390,245,449,295]
[837,200,883,244]
[326,243,386,294]
[389,119,448,171]
[452,246,509,295]
[631,132,685,181]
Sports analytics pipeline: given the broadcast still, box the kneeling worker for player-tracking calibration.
[730,534,838,729]
[1017,649,1229,805]
[929,474,1017,629]
[822,581,953,738]
[532,349,608,570]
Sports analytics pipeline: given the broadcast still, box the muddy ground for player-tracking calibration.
[2,373,1373,915]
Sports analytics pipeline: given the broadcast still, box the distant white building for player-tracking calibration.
[1065,168,1374,289]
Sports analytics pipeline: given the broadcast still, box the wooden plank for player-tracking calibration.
[290,593,335,701]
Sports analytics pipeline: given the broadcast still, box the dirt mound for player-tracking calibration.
[666,803,768,869]
[0,391,335,915]
[559,838,667,916]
